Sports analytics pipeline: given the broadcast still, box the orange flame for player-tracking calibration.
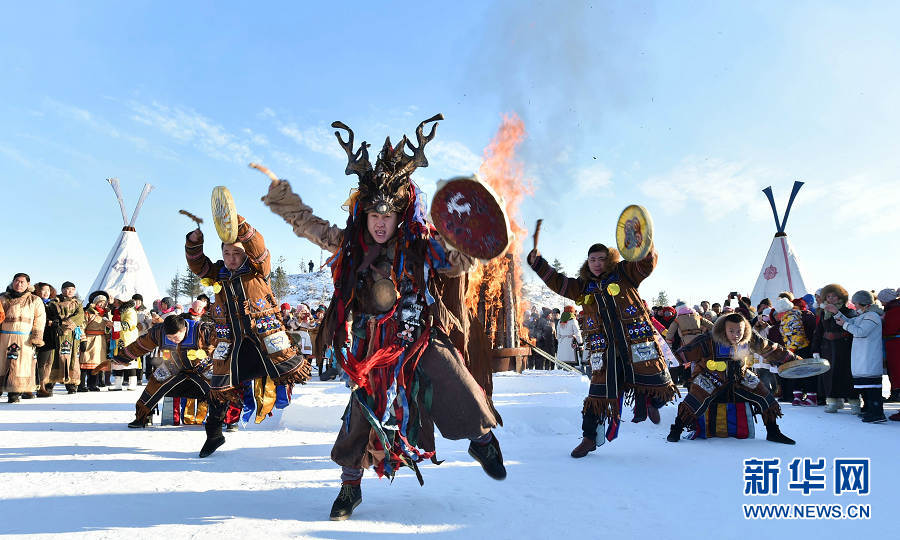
[466,113,533,345]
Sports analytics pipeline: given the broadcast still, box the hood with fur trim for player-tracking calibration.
[711,314,751,347]
[577,247,623,280]
[821,283,849,304]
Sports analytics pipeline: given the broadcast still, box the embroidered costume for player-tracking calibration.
[184,215,312,406]
[119,318,218,425]
[261,114,505,520]
[528,244,676,450]
[668,314,798,444]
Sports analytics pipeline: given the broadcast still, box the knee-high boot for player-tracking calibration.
[199,400,227,458]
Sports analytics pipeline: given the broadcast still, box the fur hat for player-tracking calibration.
[88,290,108,304]
[877,288,898,304]
[851,290,875,306]
[563,305,575,313]
[773,297,794,314]
[821,283,849,303]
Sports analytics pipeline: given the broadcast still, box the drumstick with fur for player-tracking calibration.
[249,162,280,185]
[179,209,203,229]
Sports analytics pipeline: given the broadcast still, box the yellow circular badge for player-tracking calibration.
[715,361,727,371]
[607,283,621,296]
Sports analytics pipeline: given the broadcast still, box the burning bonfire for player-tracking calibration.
[465,114,534,372]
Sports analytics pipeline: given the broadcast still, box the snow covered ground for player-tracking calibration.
[1,373,896,539]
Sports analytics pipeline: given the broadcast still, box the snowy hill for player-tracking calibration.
[520,278,567,312]
[280,270,334,310]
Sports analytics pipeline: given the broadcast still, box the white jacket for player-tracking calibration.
[837,310,883,379]
[555,319,582,364]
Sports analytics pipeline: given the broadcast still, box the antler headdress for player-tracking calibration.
[331,113,443,214]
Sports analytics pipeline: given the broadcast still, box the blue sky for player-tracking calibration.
[1,1,898,306]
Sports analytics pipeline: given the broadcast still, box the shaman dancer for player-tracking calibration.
[185,213,312,457]
[527,241,677,457]
[259,114,505,521]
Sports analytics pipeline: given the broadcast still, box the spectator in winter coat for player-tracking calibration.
[666,303,713,348]
[813,284,858,414]
[736,296,754,321]
[878,288,900,414]
[773,297,816,406]
[556,306,583,366]
[534,308,557,369]
[832,290,886,423]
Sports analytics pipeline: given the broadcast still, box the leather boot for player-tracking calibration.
[199,411,226,458]
[467,433,507,480]
[570,437,597,458]
[765,419,795,444]
[860,388,887,423]
[128,416,151,428]
[667,418,685,442]
[329,483,362,521]
[648,405,661,425]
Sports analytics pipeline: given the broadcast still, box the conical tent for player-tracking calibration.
[750,181,809,305]
[88,179,161,303]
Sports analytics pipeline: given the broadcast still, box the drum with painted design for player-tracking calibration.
[778,357,831,379]
[616,204,654,261]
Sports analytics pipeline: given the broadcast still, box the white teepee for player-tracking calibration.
[88,179,161,302]
[750,181,809,305]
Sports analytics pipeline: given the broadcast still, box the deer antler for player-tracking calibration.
[404,113,444,168]
[331,121,373,178]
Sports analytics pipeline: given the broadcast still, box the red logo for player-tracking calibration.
[763,265,778,280]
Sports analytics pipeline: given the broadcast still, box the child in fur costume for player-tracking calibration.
[667,313,798,444]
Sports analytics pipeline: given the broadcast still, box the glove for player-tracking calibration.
[812,353,821,359]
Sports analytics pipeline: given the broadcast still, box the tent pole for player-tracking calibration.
[761,186,782,233]
[779,181,804,232]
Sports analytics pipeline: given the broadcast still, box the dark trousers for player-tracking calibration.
[35,349,54,390]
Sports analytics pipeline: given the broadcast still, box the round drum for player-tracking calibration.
[211,186,239,244]
[778,357,831,379]
[616,204,654,261]
[430,176,511,261]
